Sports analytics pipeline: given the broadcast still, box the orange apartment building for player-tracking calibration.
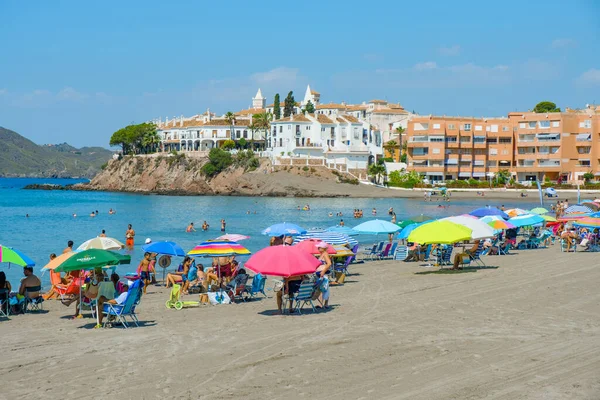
[405,106,600,183]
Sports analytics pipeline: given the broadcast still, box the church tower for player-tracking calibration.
[252,88,266,109]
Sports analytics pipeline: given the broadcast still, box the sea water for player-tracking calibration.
[0,178,540,285]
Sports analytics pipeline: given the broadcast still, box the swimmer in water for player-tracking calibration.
[186,222,196,233]
[73,213,77,218]
[328,212,333,217]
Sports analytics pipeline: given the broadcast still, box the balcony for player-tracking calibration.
[538,160,561,168]
[576,133,592,142]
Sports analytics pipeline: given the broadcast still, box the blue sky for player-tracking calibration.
[1,0,599,147]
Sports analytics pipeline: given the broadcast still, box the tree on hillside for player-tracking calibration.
[495,169,511,185]
[142,129,161,153]
[283,91,295,117]
[225,111,237,142]
[109,127,129,154]
[273,93,281,120]
[533,101,561,113]
[303,100,315,114]
[109,122,157,154]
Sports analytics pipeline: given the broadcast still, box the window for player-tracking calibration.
[487,160,497,167]
[502,126,509,131]
[429,137,444,142]
[528,121,536,129]
[551,121,560,127]
[445,136,457,143]
[578,146,591,154]
[432,148,440,154]
[502,150,509,155]
[448,124,455,130]
[486,138,498,144]
[499,137,512,144]
[519,123,526,129]
[584,120,592,128]
[474,149,486,155]
[236,130,241,139]
[475,125,483,131]
[539,121,550,128]
[579,160,591,166]
[490,125,498,133]
[459,136,471,143]
[279,126,282,133]
[463,123,471,131]
[433,123,440,129]
[489,149,498,155]
[243,130,248,139]
[287,125,290,130]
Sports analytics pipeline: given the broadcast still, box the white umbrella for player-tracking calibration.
[441,216,496,240]
[77,237,125,251]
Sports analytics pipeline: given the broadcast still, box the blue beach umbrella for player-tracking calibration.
[142,241,186,256]
[293,231,359,247]
[508,213,544,228]
[261,222,307,237]
[325,226,359,236]
[564,205,592,214]
[469,207,509,219]
[398,223,420,240]
[353,219,401,234]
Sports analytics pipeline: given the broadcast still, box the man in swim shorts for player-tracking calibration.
[125,224,135,248]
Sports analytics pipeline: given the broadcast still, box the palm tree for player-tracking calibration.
[252,112,272,150]
[142,130,161,153]
[225,111,236,144]
[368,161,386,184]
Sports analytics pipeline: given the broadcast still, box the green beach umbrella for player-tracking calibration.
[396,220,416,229]
[408,220,472,244]
[51,249,131,273]
[530,207,549,215]
[409,214,434,223]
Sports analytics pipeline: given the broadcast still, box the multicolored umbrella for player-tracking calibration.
[216,234,250,242]
[245,246,321,277]
[559,213,589,221]
[187,240,251,257]
[565,205,592,214]
[353,219,401,234]
[573,217,600,228]
[506,208,528,218]
[469,207,509,219]
[408,221,472,244]
[441,216,495,240]
[508,213,544,227]
[261,222,307,237]
[43,249,131,273]
[293,231,358,246]
[294,239,337,255]
[0,245,35,267]
[540,215,557,222]
[77,237,125,251]
[486,219,516,231]
[529,207,549,215]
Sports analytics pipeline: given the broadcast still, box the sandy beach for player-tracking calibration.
[1,245,599,400]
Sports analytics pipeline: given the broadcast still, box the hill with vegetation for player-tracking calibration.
[0,126,113,178]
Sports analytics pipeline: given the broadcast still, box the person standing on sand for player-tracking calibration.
[63,240,74,254]
[137,252,152,294]
[125,224,135,248]
[186,223,196,233]
[221,219,226,232]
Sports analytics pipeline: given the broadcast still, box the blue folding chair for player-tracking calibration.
[102,280,143,328]
[245,274,268,299]
[394,245,408,261]
[292,282,318,314]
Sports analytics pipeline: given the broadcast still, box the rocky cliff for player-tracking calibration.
[80,154,383,197]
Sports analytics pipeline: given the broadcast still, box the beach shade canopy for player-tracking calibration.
[294,239,337,255]
[325,226,359,236]
[441,216,496,240]
[469,207,509,219]
[142,241,186,256]
[188,240,251,257]
[540,214,557,222]
[564,205,593,214]
[573,217,600,228]
[506,208,529,218]
[353,219,401,234]
[398,223,421,240]
[486,219,516,231]
[529,207,549,215]
[408,215,434,223]
[245,246,321,277]
[396,220,416,229]
[293,231,358,246]
[0,245,35,267]
[408,220,472,244]
[216,233,250,242]
[508,213,545,228]
[77,237,125,251]
[43,249,131,273]
[261,222,307,237]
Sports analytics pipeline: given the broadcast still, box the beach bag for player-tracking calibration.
[335,271,346,284]
[207,291,230,305]
[580,238,589,247]
[273,280,284,292]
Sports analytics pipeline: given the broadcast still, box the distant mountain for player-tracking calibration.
[0,127,114,178]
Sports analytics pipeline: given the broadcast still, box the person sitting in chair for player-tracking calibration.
[95,283,129,328]
[19,266,41,299]
[225,268,249,295]
[452,240,481,270]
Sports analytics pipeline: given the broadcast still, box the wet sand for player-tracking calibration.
[1,245,599,399]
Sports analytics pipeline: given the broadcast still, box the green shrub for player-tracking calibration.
[221,140,235,151]
[100,162,108,170]
[201,148,233,177]
[302,166,309,172]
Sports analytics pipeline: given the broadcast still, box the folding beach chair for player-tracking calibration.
[23,286,44,312]
[292,282,318,314]
[461,242,486,267]
[368,242,384,260]
[386,242,398,259]
[439,246,453,266]
[102,280,143,328]
[377,243,392,259]
[227,282,248,303]
[51,271,83,301]
[0,288,9,317]
[245,274,268,299]
[394,245,408,261]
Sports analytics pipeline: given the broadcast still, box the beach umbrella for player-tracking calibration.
[261,222,307,237]
[583,202,600,211]
[408,215,433,223]
[332,245,355,257]
[441,216,495,240]
[245,246,321,277]
[506,208,528,218]
[294,239,336,255]
[486,219,516,231]
[540,215,557,222]
[573,217,600,228]
[77,237,125,251]
[217,233,250,242]
[0,245,35,267]
[469,207,509,219]
[396,220,416,229]
[43,249,131,273]
[187,240,251,257]
[325,226,359,236]
[408,221,472,244]
[559,213,589,221]
[398,223,421,240]
[529,207,549,215]
[293,231,358,247]
[564,205,592,214]
[508,213,544,228]
[353,219,401,234]
[142,241,186,256]
[546,188,557,196]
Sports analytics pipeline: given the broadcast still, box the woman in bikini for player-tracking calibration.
[166,257,192,288]
[315,242,332,309]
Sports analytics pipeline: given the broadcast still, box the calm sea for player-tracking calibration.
[0,178,540,285]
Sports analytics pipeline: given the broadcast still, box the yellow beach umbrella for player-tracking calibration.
[408,220,472,244]
[540,214,557,222]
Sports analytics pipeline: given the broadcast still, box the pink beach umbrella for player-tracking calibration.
[295,239,337,255]
[245,246,321,277]
[216,233,250,242]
